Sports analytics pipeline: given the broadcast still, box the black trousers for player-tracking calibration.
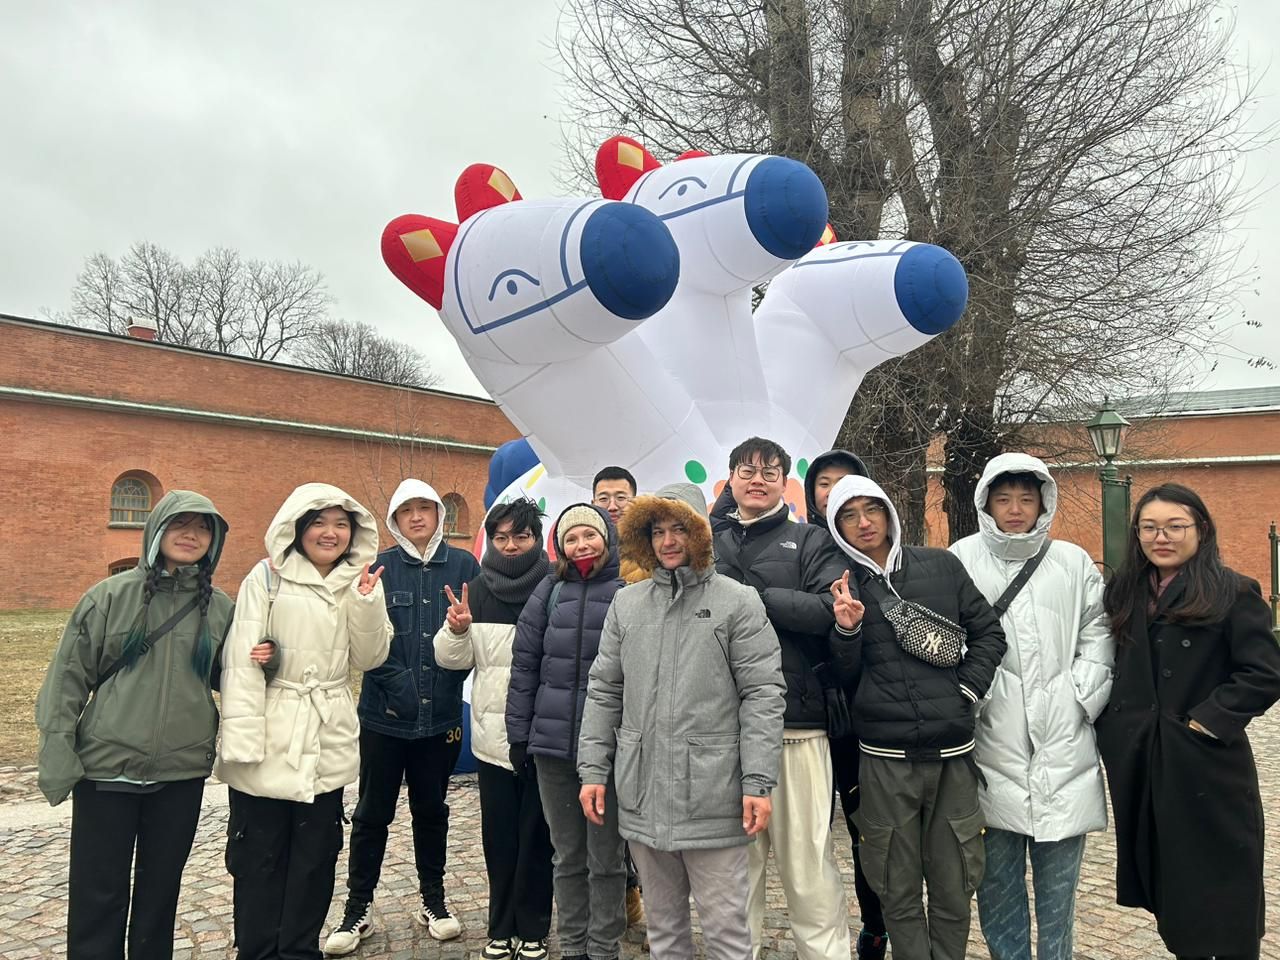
[226,786,345,960]
[831,736,887,938]
[477,759,555,940]
[346,726,462,904]
[67,777,205,960]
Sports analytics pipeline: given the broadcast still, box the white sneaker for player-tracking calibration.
[516,938,549,960]
[482,938,517,960]
[415,895,462,941]
[323,901,374,956]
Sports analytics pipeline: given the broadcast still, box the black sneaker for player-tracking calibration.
[856,928,888,960]
[482,938,516,960]
[415,894,462,941]
[323,901,374,956]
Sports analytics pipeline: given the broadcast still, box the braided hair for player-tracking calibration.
[120,564,163,671]
[121,533,218,679]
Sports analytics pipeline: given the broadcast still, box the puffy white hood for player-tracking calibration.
[826,475,904,578]
[974,453,1057,561]
[387,478,446,562]
[266,482,381,587]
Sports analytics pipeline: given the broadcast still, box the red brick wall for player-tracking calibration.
[924,411,1280,590]
[0,318,520,610]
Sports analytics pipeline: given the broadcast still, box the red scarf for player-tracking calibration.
[572,555,598,579]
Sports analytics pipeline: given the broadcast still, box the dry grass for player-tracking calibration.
[0,610,68,765]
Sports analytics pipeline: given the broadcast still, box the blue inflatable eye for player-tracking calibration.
[677,184,688,196]
[488,268,542,301]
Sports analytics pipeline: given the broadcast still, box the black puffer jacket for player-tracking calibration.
[715,505,850,728]
[506,505,625,761]
[825,476,1006,758]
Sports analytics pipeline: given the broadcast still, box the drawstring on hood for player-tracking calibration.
[122,490,230,679]
[386,478,446,563]
[826,475,905,580]
[974,453,1056,562]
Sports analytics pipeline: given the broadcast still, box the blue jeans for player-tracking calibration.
[976,828,1086,960]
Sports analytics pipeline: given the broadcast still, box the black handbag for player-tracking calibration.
[863,576,966,669]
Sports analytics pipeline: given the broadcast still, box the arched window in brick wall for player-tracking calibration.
[110,472,160,526]
[109,558,139,576]
[442,493,469,536]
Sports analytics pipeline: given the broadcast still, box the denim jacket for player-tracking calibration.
[357,542,480,738]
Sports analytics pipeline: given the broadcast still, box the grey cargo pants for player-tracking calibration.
[854,753,985,960]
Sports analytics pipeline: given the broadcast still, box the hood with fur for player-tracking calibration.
[386,478,446,562]
[619,483,714,574]
[267,482,380,586]
[826,474,904,578]
[804,449,869,532]
[974,452,1057,561]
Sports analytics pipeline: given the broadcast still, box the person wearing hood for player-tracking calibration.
[324,479,481,954]
[949,454,1114,960]
[218,483,392,960]
[800,448,887,960]
[825,475,1006,960]
[713,437,853,960]
[432,498,555,960]
[507,503,627,960]
[577,483,786,960]
[36,491,236,960]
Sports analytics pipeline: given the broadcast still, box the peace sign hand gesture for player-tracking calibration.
[831,570,865,632]
[444,583,472,635]
[357,563,385,596]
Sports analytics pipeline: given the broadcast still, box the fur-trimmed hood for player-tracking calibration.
[619,483,713,574]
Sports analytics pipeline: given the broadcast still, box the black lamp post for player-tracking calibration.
[1085,397,1133,576]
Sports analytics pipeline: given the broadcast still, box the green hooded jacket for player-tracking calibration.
[35,491,235,806]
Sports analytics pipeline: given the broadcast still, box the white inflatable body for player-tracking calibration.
[383,139,968,538]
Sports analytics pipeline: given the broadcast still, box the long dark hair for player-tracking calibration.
[1103,482,1237,641]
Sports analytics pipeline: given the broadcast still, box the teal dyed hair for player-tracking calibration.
[120,560,217,679]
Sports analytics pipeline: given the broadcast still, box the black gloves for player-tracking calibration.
[509,742,533,778]
[813,662,852,740]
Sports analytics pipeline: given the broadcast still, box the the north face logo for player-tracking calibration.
[779,540,798,550]
[694,609,712,619]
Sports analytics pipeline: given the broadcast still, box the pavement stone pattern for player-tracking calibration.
[2,709,1277,960]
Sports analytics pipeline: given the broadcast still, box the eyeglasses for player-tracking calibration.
[837,503,886,525]
[593,493,631,506]
[1136,523,1195,542]
[491,532,537,547]
[733,464,783,483]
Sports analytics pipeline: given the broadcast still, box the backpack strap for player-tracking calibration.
[991,539,1052,617]
[545,580,565,621]
[260,559,281,632]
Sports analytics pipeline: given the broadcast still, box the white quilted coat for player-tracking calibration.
[433,620,516,770]
[950,453,1115,840]
[217,483,392,803]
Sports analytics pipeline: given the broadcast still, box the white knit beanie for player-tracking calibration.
[556,504,608,553]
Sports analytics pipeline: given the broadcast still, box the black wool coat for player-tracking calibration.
[1095,573,1280,956]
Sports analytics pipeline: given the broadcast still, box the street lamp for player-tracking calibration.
[1085,397,1133,576]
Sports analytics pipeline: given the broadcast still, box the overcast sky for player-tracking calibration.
[2,0,1276,398]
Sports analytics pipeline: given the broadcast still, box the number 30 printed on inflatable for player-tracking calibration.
[382,135,969,542]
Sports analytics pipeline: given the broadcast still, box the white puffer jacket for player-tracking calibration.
[433,619,515,770]
[950,453,1114,840]
[217,483,392,803]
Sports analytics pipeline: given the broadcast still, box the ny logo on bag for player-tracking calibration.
[922,631,944,657]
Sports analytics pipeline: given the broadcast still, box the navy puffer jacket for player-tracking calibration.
[506,505,624,761]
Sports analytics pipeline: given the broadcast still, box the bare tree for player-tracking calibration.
[62,243,333,361]
[559,0,1265,540]
[295,318,440,388]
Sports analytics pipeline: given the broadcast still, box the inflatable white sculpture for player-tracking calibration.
[383,137,968,539]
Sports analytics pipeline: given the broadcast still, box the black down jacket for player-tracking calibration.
[714,507,850,728]
[506,507,625,761]
[831,545,1007,757]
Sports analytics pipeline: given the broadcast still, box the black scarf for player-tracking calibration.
[481,544,550,605]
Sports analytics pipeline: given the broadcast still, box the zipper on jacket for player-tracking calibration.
[569,578,588,755]
[145,594,180,783]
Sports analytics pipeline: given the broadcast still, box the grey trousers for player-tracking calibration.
[855,754,985,960]
[630,842,752,960]
[536,755,627,960]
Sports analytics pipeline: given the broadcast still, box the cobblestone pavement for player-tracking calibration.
[2,709,1277,959]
